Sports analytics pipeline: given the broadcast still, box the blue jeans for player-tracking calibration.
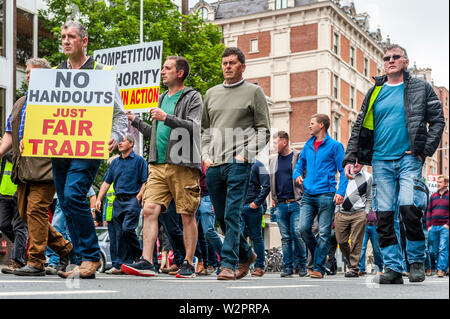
[111,197,142,268]
[197,195,222,264]
[359,225,384,273]
[296,192,335,274]
[429,225,449,272]
[241,204,265,269]
[206,162,253,270]
[276,202,306,271]
[52,158,102,262]
[46,200,81,266]
[372,155,427,273]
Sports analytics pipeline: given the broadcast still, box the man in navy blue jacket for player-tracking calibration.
[241,160,270,277]
[293,114,348,278]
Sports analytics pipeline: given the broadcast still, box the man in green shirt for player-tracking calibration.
[201,47,271,280]
[123,56,203,278]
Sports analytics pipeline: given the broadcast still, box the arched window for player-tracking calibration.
[198,7,208,21]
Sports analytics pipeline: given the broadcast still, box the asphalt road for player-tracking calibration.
[0,270,447,300]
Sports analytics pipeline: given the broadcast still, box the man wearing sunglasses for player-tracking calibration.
[343,44,444,284]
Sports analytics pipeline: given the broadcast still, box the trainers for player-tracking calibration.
[376,268,404,284]
[121,258,157,277]
[1,260,25,274]
[409,262,425,283]
[176,260,196,278]
[280,269,294,277]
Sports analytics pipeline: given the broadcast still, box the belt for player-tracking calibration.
[367,222,377,226]
[279,199,296,204]
[115,194,137,201]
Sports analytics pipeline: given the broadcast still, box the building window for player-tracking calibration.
[0,87,5,135]
[333,33,339,54]
[333,74,339,99]
[198,7,208,21]
[350,86,355,109]
[333,116,340,141]
[364,58,368,77]
[250,39,258,53]
[0,0,5,57]
[350,46,355,67]
[16,9,34,67]
[275,0,287,9]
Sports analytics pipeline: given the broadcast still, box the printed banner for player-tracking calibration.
[94,41,162,112]
[22,69,116,159]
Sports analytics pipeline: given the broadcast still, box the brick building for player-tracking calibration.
[192,0,386,150]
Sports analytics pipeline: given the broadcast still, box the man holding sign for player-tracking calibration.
[0,58,74,276]
[45,20,128,280]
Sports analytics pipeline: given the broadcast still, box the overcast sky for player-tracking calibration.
[189,0,449,88]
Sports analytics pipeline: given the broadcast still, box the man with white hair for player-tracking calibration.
[0,58,73,276]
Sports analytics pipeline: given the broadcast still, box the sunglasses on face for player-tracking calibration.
[383,54,403,62]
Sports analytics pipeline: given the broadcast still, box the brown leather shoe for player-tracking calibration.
[309,270,324,278]
[168,264,180,275]
[426,268,432,276]
[437,270,444,277]
[251,267,265,277]
[217,268,236,280]
[307,269,313,277]
[235,253,257,279]
[78,260,101,279]
[58,266,80,279]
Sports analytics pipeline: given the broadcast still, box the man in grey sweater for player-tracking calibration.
[201,47,271,280]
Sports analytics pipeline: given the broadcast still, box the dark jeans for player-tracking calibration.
[158,201,185,267]
[0,196,28,265]
[206,162,253,270]
[52,158,102,262]
[111,197,142,268]
[241,204,265,269]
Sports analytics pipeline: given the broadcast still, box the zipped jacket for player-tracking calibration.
[293,133,348,197]
[343,70,444,166]
[131,87,202,172]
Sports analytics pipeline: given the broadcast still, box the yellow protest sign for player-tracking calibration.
[22,69,116,159]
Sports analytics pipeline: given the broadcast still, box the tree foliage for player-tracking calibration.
[38,0,225,191]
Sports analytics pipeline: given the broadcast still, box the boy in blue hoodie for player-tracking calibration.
[293,114,348,278]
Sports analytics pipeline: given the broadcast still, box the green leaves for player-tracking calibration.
[39,0,224,96]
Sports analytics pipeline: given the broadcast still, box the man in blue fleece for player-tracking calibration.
[293,114,348,278]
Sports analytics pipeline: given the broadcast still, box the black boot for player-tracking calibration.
[376,268,403,284]
[409,262,426,282]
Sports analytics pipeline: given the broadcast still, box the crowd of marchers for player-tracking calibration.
[0,20,448,284]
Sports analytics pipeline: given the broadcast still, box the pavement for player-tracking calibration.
[0,269,448,300]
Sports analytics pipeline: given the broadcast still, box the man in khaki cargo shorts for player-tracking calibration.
[122,56,203,278]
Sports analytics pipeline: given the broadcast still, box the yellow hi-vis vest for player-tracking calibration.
[0,161,18,196]
[105,183,115,222]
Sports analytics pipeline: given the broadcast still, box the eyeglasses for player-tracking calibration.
[383,54,403,62]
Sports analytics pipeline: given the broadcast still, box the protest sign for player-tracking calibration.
[427,174,441,196]
[22,69,116,159]
[94,41,162,112]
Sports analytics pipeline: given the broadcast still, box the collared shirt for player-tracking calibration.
[223,78,245,88]
[5,92,28,142]
[103,150,148,196]
[336,170,372,214]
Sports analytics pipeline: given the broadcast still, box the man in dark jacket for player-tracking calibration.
[122,56,202,278]
[343,44,444,284]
